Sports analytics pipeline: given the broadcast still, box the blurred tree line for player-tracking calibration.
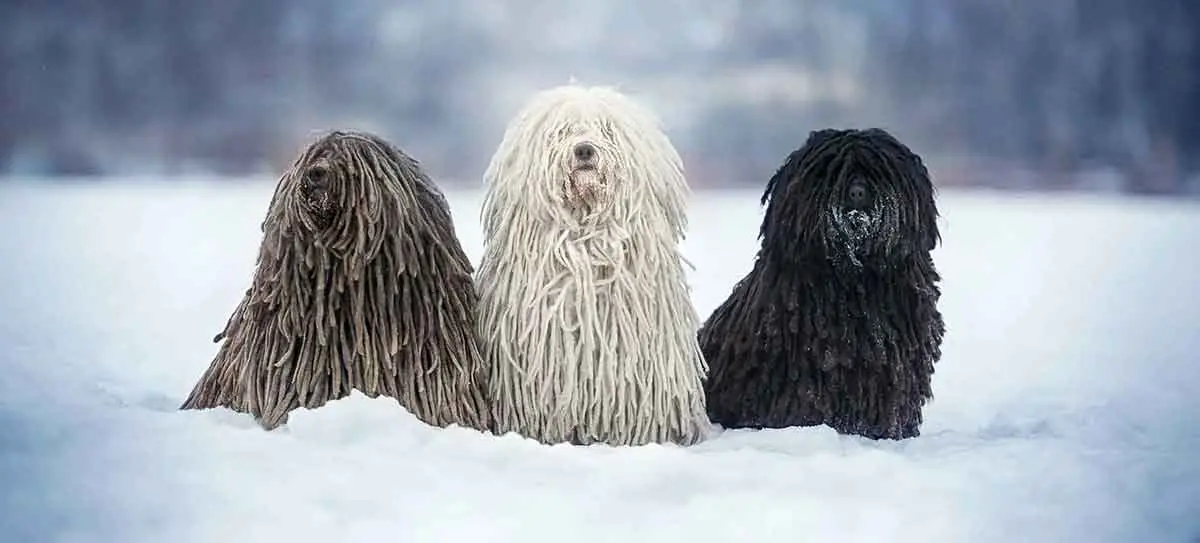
[0,0,483,176]
[1,0,1198,194]
[861,0,1200,194]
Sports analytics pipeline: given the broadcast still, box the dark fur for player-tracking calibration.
[697,128,944,440]
[180,130,492,432]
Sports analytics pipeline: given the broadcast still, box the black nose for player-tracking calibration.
[306,166,329,189]
[573,142,595,162]
[847,180,869,208]
[848,184,866,203]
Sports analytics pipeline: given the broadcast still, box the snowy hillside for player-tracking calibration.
[0,180,1197,543]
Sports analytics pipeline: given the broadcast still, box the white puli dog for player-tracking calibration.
[476,84,710,446]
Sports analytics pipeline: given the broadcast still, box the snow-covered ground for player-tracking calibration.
[0,180,1197,543]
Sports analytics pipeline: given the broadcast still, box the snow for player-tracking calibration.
[0,180,1198,543]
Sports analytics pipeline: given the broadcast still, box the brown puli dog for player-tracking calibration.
[698,128,945,440]
[180,130,491,432]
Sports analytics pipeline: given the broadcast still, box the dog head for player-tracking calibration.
[271,130,446,255]
[484,84,690,228]
[760,128,940,270]
[533,87,626,216]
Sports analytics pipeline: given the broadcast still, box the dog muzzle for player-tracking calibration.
[565,141,611,210]
[827,204,881,268]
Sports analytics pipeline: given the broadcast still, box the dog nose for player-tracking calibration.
[573,142,595,162]
[306,167,329,188]
[847,180,870,208]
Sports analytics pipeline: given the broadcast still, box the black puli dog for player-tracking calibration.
[698,128,945,440]
[181,130,492,433]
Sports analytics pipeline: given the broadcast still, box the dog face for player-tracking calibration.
[280,130,437,235]
[760,128,940,270]
[297,159,340,229]
[287,132,378,231]
[557,121,616,213]
[485,84,690,233]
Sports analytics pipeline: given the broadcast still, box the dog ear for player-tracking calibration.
[879,133,940,252]
[761,129,845,207]
[910,161,941,251]
[760,152,797,207]
[758,146,813,245]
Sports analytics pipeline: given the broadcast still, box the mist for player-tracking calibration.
[3,0,1198,194]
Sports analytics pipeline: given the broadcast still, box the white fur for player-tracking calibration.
[476,84,710,446]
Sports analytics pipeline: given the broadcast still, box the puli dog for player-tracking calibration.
[180,130,492,432]
[698,128,945,440]
[476,84,710,446]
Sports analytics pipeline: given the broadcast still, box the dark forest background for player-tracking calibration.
[3,0,1198,194]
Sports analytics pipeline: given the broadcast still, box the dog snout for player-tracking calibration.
[301,166,334,203]
[573,142,596,163]
[305,166,329,190]
[847,178,871,209]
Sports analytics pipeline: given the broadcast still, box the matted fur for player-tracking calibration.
[698,128,945,440]
[476,84,710,446]
[180,130,491,432]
